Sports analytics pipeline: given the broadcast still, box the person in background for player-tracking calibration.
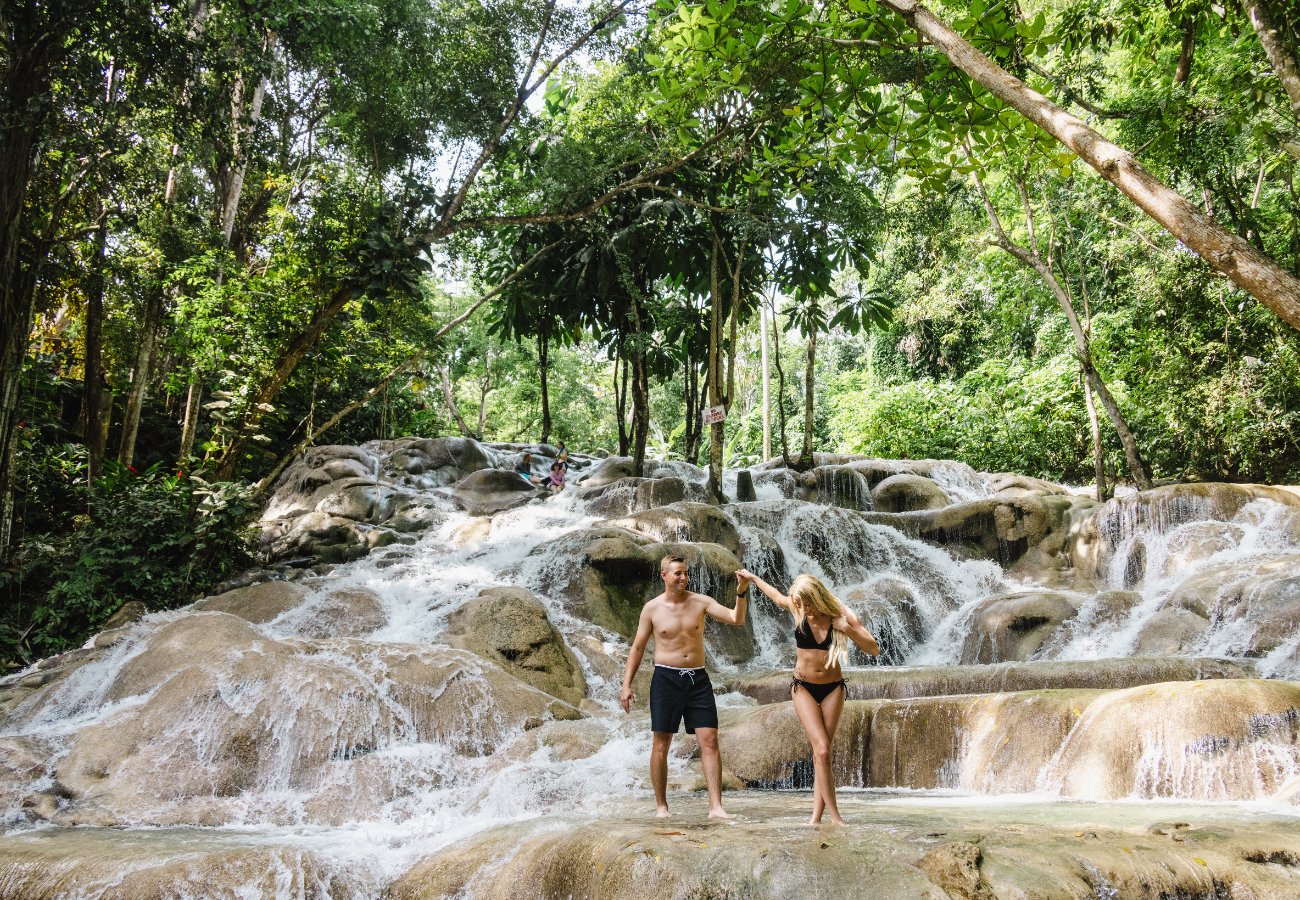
[556,440,570,471]
[515,452,540,486]
[736,569,879,826]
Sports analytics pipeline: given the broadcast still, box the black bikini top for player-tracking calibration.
[794,618,833,651]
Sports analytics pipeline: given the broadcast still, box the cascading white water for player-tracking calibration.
[4,460,1300,897]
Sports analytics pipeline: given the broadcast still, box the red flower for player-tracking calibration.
[127,465,138,474]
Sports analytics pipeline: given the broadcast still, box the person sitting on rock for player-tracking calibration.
[621,555,748,819]
[737,568,879,826]
[556,441,570,471]
[546,461,566,494]
[515,453,541,486]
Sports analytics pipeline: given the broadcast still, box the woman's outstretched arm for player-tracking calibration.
[735,569,794,613]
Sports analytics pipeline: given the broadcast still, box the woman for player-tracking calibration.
[736,569,880,825]
[546,461,566,494]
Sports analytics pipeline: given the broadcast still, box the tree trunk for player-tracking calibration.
[82,218,108,483]
[614,353,629,455]
[439,367,474,436]
[970,169,1154,489]
[116,286,165,468]
[537,333,551,444]
[771,304,794,467]
[629,291,649,476]
[1083,369,1107,502]
[800,328,816,467]
[706,235,725,501]
[760,301,771,461]
[178,380,202,463]
[1174,16,1196,86]
[884,0,1300,328]
[1241,0,1300,121]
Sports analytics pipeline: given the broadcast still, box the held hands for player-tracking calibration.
[735,569,754,591]
[620,685,635,713]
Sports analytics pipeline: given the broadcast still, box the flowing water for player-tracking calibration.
[3,460,1300,896]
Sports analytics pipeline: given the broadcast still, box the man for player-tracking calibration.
[620,554,749,818]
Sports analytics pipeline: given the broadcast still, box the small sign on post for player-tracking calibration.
[702,405,727,425]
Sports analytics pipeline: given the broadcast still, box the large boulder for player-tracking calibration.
[985,473,1070,497]
[447,467,541,516]
[608,502,743,557]
[193,580,309,624]
[960,591,1082,664]
[871,473,951,512]
[576,476,709,517]
[722,679,1300,802]
[792,465,872,510]
[275,586,388,639]
[1153,551,1300,657]
[443,587,587,706]
[376,436,494,488]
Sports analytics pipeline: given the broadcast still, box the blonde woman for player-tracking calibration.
[737,569,880,825]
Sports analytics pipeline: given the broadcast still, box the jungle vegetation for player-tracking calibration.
[2,0,1298,665]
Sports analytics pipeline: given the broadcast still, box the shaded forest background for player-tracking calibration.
[3,0,1299,666]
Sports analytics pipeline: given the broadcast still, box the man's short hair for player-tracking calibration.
[660,554,687,572]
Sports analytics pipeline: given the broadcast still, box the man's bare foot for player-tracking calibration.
[707,807,732,820]
[655,807,671,818]
[829,816,848,826]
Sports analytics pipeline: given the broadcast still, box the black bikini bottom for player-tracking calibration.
[791,678,846,704]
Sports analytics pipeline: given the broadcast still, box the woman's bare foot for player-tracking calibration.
[708,806,733,820]
[655,806,671,818]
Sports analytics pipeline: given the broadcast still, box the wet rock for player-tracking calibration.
[842,579,926,665]
[1070,482,1300,580]
[387,793,1300,899]
[871,473,951,513]
[377,436,494,487]
[282,587,387,639]
[577,476,709,517]
[1046,679,1300,801]
[608,502,743,557]
[52,615,580,826]
[580,456,706,489]
[447,467,541,516]
[1161,552,1300,656]
[730,657,1240,704]
[985,473,1070,497]
[1133,607,1210,656]
[792,465,872,510]
[734,469,756,502]
[0,828,363,899]
[101,601,148,631]
[443,587,586,706]
[960,591,1082,664]
[865,493,1082,570]
[193,580,310,624]
[1160,521,1245,577]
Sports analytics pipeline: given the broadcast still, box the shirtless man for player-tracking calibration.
[620,554,749,818]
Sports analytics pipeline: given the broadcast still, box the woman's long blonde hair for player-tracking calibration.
[790,574,849,670]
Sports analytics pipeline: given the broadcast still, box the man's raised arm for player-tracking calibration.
[703,573,748,626]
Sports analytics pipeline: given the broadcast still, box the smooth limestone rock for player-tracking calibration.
[193,580,309,624]
[985,473,1070,496]
[579,456,706,489]
[443,587,587,706]
[376,435,494,488]
[1158,551,1300,657]
[959,590,1082,664]
[871,473,952,512]
[609,501,744,557]
[1070,482,1300,581]
[720,679,1300,802]
[38,612,580,827]
[385,793,1300,900]
[577,476,709,517]
[0,828,362,899]
[446,467,540,516]
[277,586,388,639]
[726,658,1255,704]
